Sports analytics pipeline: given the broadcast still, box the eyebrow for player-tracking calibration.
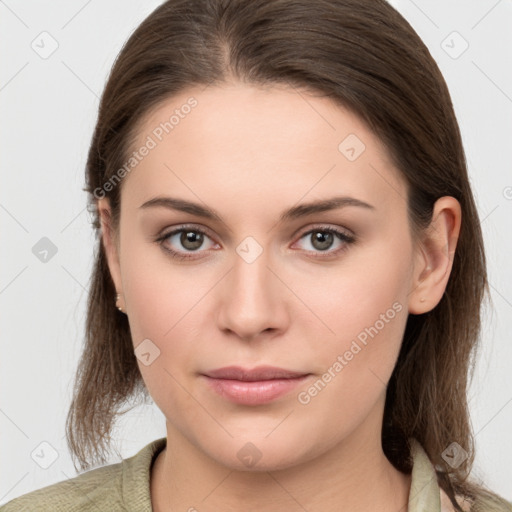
[139,195,375,223]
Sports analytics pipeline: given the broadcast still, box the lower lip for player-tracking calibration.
[202,375,311,405]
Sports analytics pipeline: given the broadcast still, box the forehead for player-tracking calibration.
[122,83,406,217]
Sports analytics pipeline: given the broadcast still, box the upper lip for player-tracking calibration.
[203,366,310,381]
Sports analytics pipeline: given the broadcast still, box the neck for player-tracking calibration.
[151,407,411,512]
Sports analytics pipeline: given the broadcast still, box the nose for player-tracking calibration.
[216,244,289,342]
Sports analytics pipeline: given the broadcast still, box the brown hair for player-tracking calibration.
[67,0,509,509]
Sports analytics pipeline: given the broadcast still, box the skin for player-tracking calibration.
[98,82,461,512]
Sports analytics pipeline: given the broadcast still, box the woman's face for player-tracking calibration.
[101,83,421,470]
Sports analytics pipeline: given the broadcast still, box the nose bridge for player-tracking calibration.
[231,237,274,309]
[217,236,283,338]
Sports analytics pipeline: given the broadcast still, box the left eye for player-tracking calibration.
[156,225,355,260]
[294,227,355,254]
[157,227,216,258]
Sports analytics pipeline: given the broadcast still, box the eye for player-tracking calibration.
[156,225,218,260]
[293,226,355,257]
[155,224,356,261]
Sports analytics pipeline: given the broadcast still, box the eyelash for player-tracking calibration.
[155,224,356,261]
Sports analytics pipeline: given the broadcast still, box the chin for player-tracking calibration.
[204,434,319,473]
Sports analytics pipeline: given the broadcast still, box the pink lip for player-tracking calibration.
[201,366,311,405]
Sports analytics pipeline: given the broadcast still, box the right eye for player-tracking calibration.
[156,225,219,260]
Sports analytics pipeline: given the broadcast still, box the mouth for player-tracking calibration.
[200,365,312,405]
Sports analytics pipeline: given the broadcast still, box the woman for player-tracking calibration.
[2,0,510,510]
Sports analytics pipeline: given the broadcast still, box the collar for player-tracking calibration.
[128,437,462,512]
[408,437,443,511]
[408,438,468,512]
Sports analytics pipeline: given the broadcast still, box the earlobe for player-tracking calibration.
[97,198,124,304]
[408,196,461,315]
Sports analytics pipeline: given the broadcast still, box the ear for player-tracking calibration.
[408,196,462,315]
[97,198,124,309]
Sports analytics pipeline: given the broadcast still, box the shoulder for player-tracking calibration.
[467,492,512,512]
[443,492,512,512]
[408,438,512,512]
[0,461,124,512]
[440,487,472,512]
[0,437,167,512]
[439,488,512,512]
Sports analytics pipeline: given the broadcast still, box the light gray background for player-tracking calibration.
[1,0,511,505]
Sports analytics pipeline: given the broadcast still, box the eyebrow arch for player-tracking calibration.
[139,195,375,223]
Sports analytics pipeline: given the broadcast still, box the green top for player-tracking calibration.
[0,437,510,511]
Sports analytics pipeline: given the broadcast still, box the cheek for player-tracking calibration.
[293,298,408,449]
[120,229,202,341]
[119,214,414,443]
[295,230,412,412]
[304,230,412,354]
[119,236,213,416]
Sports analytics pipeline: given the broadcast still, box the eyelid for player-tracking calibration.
[156,224,219,250]
[294,223,355,240]
[156,222,356,260]
[158,223,217,240]
[290,224,356,256]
